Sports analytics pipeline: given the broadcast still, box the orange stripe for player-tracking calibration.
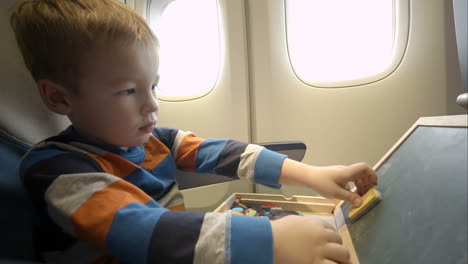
[175,134,205,172]
[140,135,171,170]
[168,204,186,211]
[71,179,153,252]
[86,153,137,178]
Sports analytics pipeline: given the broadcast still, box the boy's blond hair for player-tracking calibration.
[10,0,158,93]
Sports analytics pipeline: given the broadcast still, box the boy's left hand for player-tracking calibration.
[280,160,378,207]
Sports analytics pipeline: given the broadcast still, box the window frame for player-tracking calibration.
[284,0,410,88]
[146,0,223,101]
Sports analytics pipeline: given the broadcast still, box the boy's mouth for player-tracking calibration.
[139,123,155,133]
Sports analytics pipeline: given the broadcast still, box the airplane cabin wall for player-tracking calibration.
[158,0,467,199]
[453,0,468,93]
[246,0,466,195]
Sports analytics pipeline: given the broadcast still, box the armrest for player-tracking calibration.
[258,141,307,162]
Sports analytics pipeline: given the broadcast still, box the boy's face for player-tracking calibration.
[67,41,160,148]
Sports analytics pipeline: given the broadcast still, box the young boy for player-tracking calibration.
[11,0,377,263]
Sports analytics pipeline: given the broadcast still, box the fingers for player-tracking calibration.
[350,162,377,183]
[342,162,377,206]
[321,259,338,264]
[323,243,352,264]
[348,162,377,196]
[315,217,343,244]
[323,228,343,245]
[335,185,363,207]
[321,221,350,263]
[320,218,337,231]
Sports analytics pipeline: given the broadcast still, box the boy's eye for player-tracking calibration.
[151,84,158,91]
[119,88,136,95]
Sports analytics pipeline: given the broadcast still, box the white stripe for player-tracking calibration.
[237,144,264,182]
[156,184,185,208]
[224,213,232,264]
[47,141,92,155]
[19,141,47,164]
[193,213,227,264]
[172,130,193,158]
[45,173,120,235]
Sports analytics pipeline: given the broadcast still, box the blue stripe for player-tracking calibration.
[230,214,273,264]
[253,149,287,189]
[124,156,177,200]
[195,139,228,173]
[107,200,167,264]
[150,154,177,182]
[19,145,73,179]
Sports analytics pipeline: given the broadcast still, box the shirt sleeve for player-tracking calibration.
[20,147,167,263]
[154,127,287,189]
[149,210,274,264]
[21,143,277,264]
[45,173,275,264]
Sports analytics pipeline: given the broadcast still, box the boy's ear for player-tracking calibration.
[37,79,72,115]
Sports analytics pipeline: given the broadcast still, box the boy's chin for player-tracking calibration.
[135,135,152,146]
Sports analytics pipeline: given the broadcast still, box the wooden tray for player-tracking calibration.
[213,192,359,264]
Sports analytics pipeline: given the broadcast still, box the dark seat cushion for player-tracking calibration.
[0,132,39,261]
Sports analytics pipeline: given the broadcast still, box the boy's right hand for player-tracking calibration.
[271,215,351,264]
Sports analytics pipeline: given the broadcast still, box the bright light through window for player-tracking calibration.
[148,0,221,99]
[286,0,394,85]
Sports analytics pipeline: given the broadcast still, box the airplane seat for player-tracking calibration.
[0,131,40,262]
[1,0,70,261]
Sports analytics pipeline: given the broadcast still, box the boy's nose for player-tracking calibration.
[142,94,159,114]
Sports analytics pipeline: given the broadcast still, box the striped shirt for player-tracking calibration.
[20,126,286,263]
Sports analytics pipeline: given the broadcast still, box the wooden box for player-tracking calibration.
[213,192,359,263]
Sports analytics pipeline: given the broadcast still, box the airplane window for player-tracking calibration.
[285,0,403,87]
[147,0,221,100]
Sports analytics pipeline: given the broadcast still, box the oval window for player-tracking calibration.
[285,0,408,87]
[148,0,221,100]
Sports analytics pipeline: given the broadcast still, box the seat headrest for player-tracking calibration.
[0,0,70,146]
